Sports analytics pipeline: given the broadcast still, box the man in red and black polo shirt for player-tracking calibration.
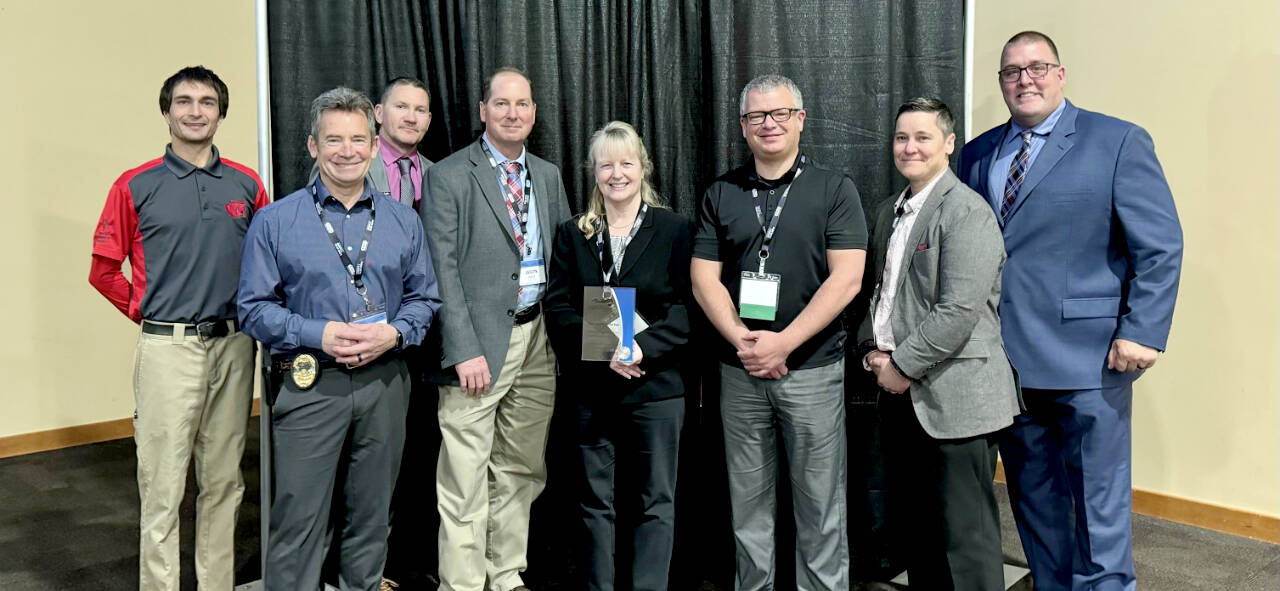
[88,66,270,591]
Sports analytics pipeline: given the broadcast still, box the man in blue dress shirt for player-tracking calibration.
[238,86,441,591]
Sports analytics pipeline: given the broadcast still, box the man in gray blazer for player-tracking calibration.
[309,77,434,210]
[422,66,572,591]
[857,98,1021,591]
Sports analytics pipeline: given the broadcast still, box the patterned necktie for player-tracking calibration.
[502,161,527,251]
[503,161,528,301]
[396,157,414,206]
[1001,130,1035,225]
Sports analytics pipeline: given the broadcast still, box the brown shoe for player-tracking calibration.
[379,578,399,591]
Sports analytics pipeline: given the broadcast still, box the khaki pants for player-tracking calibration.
[134,324,254,591]
[437,316,556,591]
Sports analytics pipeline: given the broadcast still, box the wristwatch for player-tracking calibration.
[395,328,404,350]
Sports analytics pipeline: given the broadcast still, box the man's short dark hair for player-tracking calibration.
[159,66,229,117]
[482,67,533,102]
[1005,30,1060,63]
[380,77,431,105]
[896,97,955,138]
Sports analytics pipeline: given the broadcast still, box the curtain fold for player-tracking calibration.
[268,0,962,218]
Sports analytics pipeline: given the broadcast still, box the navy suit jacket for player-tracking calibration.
[958,100,1183,390]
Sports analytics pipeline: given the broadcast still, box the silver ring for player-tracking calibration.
[357,353,363,363]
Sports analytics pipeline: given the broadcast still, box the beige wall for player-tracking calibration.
[0,2,262,437]
[972,2,1280,516]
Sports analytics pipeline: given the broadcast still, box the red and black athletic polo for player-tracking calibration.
[91,145,270,324]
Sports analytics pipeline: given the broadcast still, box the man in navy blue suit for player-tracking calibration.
[959,31,1183,591]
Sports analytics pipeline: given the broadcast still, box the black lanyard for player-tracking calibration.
[311,183,377,310]
[595,203,648,284]
[479,139,535,241]
[750,154,805,272]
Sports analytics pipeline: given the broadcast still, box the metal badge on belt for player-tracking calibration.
[291,353,318,389]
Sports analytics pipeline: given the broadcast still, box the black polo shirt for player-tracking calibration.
[694,154,867,370]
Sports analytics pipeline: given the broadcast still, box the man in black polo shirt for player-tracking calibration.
[89,66,269,591]
[691,74,867,591]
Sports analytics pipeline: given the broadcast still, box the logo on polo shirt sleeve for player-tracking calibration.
[95,219,116,244]
[225,201,248,218]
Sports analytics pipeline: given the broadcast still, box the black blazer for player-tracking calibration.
[545,207,694,405]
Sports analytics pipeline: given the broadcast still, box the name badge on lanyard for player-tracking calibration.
[737,156,803,322]
[352,304,388,324]
[520,259,546,286]
[739,271,781,321]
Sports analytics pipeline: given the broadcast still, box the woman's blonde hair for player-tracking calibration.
[577,121,667,238]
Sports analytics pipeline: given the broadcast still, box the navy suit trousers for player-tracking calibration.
[1000,385,1136,591]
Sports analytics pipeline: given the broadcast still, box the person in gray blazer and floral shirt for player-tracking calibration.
[858,97,1021,591]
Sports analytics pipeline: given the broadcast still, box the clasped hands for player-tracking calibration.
[321,321,399,369]
[864,350,911,394]
[736,328,795,380]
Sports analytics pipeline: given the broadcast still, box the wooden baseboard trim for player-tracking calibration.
[0,398,263,460]
[0,417,134,459]
[1131,489,1279,544]
[995,460,1279,544]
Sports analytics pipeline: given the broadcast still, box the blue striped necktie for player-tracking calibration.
[1001,130,1035,225]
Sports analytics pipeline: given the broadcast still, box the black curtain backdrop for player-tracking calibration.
[267,2,964,588]
[267,0,965,217]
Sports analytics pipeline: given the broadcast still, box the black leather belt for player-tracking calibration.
[142,319,237,340]
[267,351,401,400]
[514,302,541,325]
[270,352,400,373]
[272,354,350,374]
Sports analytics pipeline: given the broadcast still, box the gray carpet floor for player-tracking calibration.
[991,485,1279,591]
[0,417,1275,590]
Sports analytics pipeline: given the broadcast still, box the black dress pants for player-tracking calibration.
[577,396,685,591]
[382,361,441,585]
[881,390,1005,591]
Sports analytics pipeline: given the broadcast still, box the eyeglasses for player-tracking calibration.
[740,107,802,125]
[997,63,1060,83]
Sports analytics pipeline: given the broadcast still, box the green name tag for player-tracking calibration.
[739,271,781,321]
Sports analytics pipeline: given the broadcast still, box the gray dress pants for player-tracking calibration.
[265,357,410,591]
[719,360,849,591]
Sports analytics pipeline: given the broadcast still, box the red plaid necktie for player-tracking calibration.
[503,161,527,300]
[502,161,526,251]
[1001,130,1034,226]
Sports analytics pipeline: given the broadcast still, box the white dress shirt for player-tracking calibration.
[870,170,947,354]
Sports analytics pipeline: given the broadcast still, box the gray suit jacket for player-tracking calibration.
[422,140,572,385]
[308,149,434,206]
[857,170,1021,439]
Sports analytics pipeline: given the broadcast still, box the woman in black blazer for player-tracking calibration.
[545,121,693,591]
